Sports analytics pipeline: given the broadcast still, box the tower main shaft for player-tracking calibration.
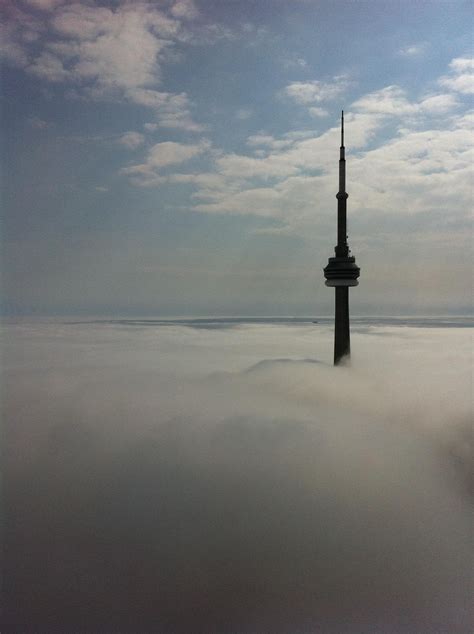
[323,111,360,365]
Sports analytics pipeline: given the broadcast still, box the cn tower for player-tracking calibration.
[323,111,360,365]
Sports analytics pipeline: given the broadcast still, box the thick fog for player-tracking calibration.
[3,320,472,633]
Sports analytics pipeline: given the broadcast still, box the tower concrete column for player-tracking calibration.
[334,286,350,364]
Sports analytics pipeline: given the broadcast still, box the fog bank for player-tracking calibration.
[3,321,472,632]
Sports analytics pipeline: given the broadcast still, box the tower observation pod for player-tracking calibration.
[323,111,360,365]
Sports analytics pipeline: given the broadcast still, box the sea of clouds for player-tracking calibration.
[3,319,472,632]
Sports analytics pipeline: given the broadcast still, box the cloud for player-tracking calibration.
[3,321,472,631]
[308,106,329,117]
[149,96,470,262]
[116,55,468,254]
[170,0,199,20]
[4,1,203,131]
[180,112,381,217]
[281,53,308,70]
[398,42,428,57]
[195,185,284,217]
[246,134,279,147]
[215,151,301,181]
[419,93,459,114]
[128,88,204,131]
[49,3,178,89]
[28,50,69,82]
[117,131,145,150]
[352,85,416,116]
[146,140,210,167]
[246,134,295,151]
[353,85,459,117]
[121,139,211,184]
[27,115,50,129]
[284,75,350,105]
[443,73,474,94]
[235,108,253,120]
[439,56,474,94]
[453,109,474,129]
[0,6,43,67]
[3,1,273,133]
[24,0,66,9]
[52,3,179,41]
[0,31,29,66]
[449,57,474,73]
[348,124,472,223]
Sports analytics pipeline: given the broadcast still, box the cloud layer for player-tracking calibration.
[4,320,472,632]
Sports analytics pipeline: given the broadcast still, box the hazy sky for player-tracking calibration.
[1,0,472,316]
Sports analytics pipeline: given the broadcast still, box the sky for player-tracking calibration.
[1,0,473,316]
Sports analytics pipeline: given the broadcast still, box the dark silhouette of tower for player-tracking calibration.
[324,111,360,365]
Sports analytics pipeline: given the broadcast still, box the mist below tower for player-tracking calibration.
[3,317,472,633]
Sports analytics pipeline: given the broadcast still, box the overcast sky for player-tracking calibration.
[1,0,472,316]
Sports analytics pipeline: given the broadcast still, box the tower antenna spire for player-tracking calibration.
[341,110,344,147]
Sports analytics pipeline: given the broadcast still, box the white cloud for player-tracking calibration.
[28,51,69,82]
[116,56,469,237]
[215,152,300,181]
[353,86,458,117]
[0,32,29,66]
[52,3,179,41]
[118,131,145,150]
[27,116,50,129]
[308,106,328,118]
[0,8,43,67]
[453,110,474,129]
[25,0,65,9]
[398,42,428,57]
[147,141,208,168]
[284,76,350,105]
[6,2,203,131]
[419,93,459,115]
[352,85,415,116]
[138,97,470,250]
[127,89,204,131]
[283,130,317,141]
[281,53,308,70]
[449,57,474,73]
[348,125,473,220]
[246,134,297,152]
[173,113,382,219]
[217,114,377,184]
[246,134,278,147]
[121,140,211,185]
[235,108,253,120]
[170,0,199,20]
[3,0,249,133]
[441,74,474,94]
[194,186,283,217]
[51,5,120,40]
[50,4,176,90]
[144,123,159,132]
[439,56,474,94]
